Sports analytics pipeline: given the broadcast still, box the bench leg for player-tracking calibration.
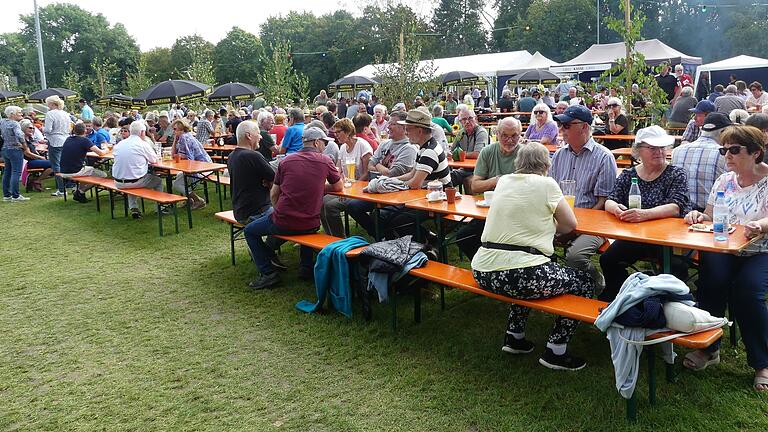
[626,393,637,423]
[184,175,193,229]
[647,345,657,405]
[141,198,145,214]
[158,205,164,236]
[109,191,115,219]
[203,179,209,203]
[123,193,128,217]
[230,223,236,266]
[666,361,676,383]
[95,188,101,212]
[216,171,223,211]
[173,203,179,234]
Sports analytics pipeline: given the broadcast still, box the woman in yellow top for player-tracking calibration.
[471,141,596,371]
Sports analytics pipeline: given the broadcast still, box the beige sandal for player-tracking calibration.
[754,369,768,392]
[683,350,720,371]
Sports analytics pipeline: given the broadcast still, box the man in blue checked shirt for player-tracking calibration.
[671,112,730,212]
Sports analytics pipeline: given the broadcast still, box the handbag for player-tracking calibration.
[620,302,730,346]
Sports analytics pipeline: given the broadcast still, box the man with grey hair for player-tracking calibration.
[279,108,306,154]
[256,110,277,161]
[551,105,617,290]
[111,120,163,219]
[672,112,730,211]
[195,110,215,143]
[715,85,747,115]
[1,105,30,201]
[228,120,275,225]
[451,105,488,193]
[456,117,523,258]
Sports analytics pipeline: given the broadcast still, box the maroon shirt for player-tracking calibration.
[272,147,341,230]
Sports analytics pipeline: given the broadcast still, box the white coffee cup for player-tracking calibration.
[484,191,494,204]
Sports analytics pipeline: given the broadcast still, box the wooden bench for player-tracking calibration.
[214,210,366,265]
[68,175,187,236]
[405,260,723,421]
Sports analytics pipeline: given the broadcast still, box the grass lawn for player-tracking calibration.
[1,181,766,431]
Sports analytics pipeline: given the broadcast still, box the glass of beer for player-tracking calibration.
[560,180,576,208]
[345,159,356,184]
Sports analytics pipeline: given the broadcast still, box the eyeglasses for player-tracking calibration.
[172,128,179,131]
[533,110,546,115]
[560,121,584,130]
[458,117,472,123]
[719,145,746,156]
[607,104,619,108]
[637,145,666,152]
[120,129,129,132]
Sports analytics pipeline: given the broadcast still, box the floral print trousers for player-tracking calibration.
[473,261,596,344]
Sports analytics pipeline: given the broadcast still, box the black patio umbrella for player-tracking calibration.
[0,90,26,104]
[328,75,378,91]
[506,69,562,86]
[441,71,486,86]
[136,79,212,106]
[207,82,263,103]
[26,87,78,103]
[95,93,146,110]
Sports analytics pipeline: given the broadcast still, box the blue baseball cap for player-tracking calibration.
[553,105,593,124]
[690,100,716,114]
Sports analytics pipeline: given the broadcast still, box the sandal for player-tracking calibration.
[754,369,768,392]
[683,349,720,371]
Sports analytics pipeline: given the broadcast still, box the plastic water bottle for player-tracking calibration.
[713,191,729,243]
[628,177,642,209]
[154,141,162,159]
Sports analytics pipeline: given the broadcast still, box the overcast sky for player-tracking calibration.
[1,0,447,51]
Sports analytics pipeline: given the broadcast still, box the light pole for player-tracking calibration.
[34,0,47,89]
[596,0,600,44]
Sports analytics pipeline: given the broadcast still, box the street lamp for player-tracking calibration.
[597,0,600,44]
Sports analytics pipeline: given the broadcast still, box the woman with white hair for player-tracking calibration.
[667,86,698,129]
[603,96,631,149]
[1,106,31,201]
[524,103,558,145]
[729,109,750,125]
[42,95,72,197]
[372,104,389,138]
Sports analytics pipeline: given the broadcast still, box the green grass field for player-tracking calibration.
[1,182,766,431]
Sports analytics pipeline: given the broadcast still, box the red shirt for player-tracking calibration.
[356,132,378,151]
[272,147,341,231]
[678,73,694,90]
[270,124,288,146]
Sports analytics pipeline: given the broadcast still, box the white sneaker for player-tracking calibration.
[2,196,12,202]
[51,191,65,197]
[11,195,31,202]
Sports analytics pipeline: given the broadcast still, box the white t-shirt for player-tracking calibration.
[472,174,562,271]
[708,171,768,255]
[339,137,373,180]
[746,91,768,108]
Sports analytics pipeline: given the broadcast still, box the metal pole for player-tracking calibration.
[596,0,600,44]
[34,0,47,89]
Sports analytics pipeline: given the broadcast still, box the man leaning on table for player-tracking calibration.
[111,120,164,219]
[550,105,618,291]
[243,127,342,290]
[344,111,418,237]
[456,117,523,259]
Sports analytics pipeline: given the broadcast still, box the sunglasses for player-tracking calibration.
[533,110,546,115]
[719,145,746,156]
[560,121,584,130]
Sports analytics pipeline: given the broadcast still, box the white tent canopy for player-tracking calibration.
[497,51,560,76]
[694,55,768,95]
[551,39,702,74]
[344,50,533,80]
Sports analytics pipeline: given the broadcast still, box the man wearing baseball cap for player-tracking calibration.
[672,112,730,211]
[550,105,617,290]
[681,100,716,145]
[242,126,342,290]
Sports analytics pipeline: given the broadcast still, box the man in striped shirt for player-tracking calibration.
[379,109,451,241]
[551,105,617,291]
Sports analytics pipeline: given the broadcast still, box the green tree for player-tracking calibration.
[0,33,34,93]
[258,40,309,107]
[142,48,175,82]
[492,0,532,51]
[18,3,140,98]
[186,46,216,86]
[125,55,153,97]
[90,58,120,97]
[725,11,768,59]
[373,30,438,108]
[170,35,214,79]
[502,0,596,62]
[214,27,264,85]
[432,0,488,57]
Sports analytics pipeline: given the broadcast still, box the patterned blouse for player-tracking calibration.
[608,164,691,217]
[708,171,768,255]
[524,120,559,143]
